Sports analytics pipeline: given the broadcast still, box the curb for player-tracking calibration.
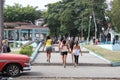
[15,76,120,80]
[32,62,111,67]
[111,62,120,67]
[38,51,89,53]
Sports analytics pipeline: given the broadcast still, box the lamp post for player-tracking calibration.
[0,0,4,51]
[87,16,92,44]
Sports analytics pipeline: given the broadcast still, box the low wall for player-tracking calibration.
[98,44,120,51]
[16,41,38,47]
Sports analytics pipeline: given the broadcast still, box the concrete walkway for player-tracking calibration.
[16,45,120,79]
[32,46,111,66]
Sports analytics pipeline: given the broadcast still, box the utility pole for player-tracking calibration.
[80,12,83,39]
[87,16,92,44]
[0,0,4,51]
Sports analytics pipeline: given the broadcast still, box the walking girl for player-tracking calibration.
[43,36,53,63]
[69,37,75,63]
[73,41,82,67]
[58,37,64,52]
[60,39,69,68]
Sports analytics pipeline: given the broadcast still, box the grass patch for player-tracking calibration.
[10,51,20,54]
[83,45,120,62]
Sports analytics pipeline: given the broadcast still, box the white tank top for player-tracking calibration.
[73,49,80,55]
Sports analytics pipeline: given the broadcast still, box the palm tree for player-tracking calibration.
[0,0,4,51]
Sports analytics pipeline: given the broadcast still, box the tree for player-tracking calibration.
[4,4,42,23]
[108,0,120,32]
[44,0,107,39]
[88,0,107,39]
[44,2,61,36]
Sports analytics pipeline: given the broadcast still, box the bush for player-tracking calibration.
[20,43,23,46]
[19,46,33,56]
[9,43,14,47]
[15,42,19,47]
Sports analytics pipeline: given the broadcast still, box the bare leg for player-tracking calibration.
[62,55,64,64]
[71,53,74,63]
[71,49,74,63]
[46,52,49,62]
[63,55,67,68]
[49,52,51,62]
[47,51,51,63]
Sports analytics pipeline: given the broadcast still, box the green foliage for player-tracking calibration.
[15,42,18,47]
[4,3,42,23]
[19,46,33,56]
[44,0,107,38]
[108,0,120,32]
[9,43,14,47]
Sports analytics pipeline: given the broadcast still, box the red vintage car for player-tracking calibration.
[0,53,31,77]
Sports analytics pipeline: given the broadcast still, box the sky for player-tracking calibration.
[5,0,112,10]
[5,0,61,10]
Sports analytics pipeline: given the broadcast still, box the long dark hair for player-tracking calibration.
[46,36,50,41]
[62,40,66,45]
[60,37,64,42]
[75,41,79,46]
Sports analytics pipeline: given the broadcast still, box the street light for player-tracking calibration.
[87,16,92,44]
[0,0,4,51]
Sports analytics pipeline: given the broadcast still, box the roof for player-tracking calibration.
[4,22,31,26]
[4,22,48,30]
[15,25,48,29]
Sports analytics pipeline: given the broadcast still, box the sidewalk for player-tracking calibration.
[16,45,120,79]
[32,46,111,66]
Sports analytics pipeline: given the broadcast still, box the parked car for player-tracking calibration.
[0,53,31,77]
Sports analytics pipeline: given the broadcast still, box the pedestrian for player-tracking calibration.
[35,37,40,46]
[60,39,69,68]
[93,37,95,45]
[2,39,11,53]
[95,38,99,45]
[112,37,115,45]
[69,37,75,63]
[58,37,64,52]
[73,41,82,67]
[42,36,53,63]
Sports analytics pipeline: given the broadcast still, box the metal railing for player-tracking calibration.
[30,41,43,63]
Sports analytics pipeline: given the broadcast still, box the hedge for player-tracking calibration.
[19,46,33,56]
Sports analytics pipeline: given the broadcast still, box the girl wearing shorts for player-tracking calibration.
[43,36,53,63]
[60,40,69,68]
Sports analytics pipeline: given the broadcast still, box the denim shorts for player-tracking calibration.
[46,46,52,52]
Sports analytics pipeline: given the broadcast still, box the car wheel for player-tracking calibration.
[6,64,20,77]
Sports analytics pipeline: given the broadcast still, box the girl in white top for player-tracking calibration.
[73,41,82,67]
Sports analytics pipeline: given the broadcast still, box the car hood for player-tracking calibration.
[0,53,30,62]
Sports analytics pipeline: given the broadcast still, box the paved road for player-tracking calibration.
[8,65,120,80]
